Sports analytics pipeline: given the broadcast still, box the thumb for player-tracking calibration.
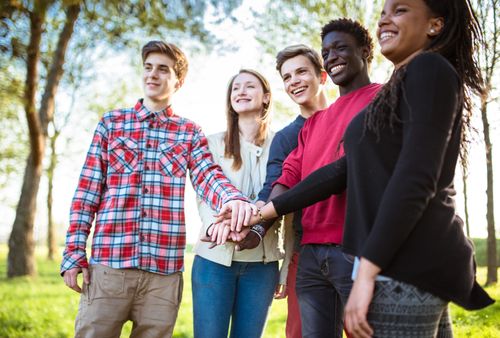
[82,267,90,284]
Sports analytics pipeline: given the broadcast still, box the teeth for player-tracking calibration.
[292,87,306,95]
[329,64,345,75]
[380,32,396,42]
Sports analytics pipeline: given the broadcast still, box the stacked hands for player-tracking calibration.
[200,200,269,251]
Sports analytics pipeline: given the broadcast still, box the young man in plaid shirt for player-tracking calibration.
[61,40,254,337]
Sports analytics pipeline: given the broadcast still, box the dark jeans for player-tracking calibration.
[296,244,354,338]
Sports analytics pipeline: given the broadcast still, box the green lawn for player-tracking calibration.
[0,245,498,337]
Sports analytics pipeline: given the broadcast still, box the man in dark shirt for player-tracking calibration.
[257,44,328,338]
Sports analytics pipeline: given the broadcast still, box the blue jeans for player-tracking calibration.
[191,255,279,338]
[296,244,354,338]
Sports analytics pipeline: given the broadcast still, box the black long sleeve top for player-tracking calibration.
[272,53,493,310]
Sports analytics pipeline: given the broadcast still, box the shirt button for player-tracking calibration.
[140,235,145,242]
[145,165,151,170]
[143,188,149,194]
[146,143,152,148]
[142,211,147,217]
[148,124,154,129]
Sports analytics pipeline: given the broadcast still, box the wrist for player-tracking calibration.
[257,208,267,223]
[250,224,266,242]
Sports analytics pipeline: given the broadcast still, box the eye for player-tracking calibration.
[144,64,152,71]
[395,6,408,14]
[321,51,328,60]
[282,74,290,82]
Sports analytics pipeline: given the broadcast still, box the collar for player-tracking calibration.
[134,99,174,123]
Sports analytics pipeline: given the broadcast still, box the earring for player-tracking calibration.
[430,29,436,34]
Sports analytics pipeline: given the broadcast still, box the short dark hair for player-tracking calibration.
[321,18,374,64]
[141,41,189,82]
[276,44,324,76]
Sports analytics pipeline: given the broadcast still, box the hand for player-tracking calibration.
[201,225,251,248]
[255,200,266,208]
[216,200,257,232]
[63,266,90,293]
[344,258,379,338]
[274,284,287,299]
[234,229,260,251]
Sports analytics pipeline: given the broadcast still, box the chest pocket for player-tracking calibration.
[108,137,138,173]
[159,142,189,177]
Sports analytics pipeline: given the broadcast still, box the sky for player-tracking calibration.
[0,1,499,246]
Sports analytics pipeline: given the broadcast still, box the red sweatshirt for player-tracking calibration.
[275,83,382,245]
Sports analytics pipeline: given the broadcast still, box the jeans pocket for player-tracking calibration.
[158,143,188,177]
[109,137,138,173]
[342,253,355,265]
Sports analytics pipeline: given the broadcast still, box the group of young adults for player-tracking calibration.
[61,0,494,337]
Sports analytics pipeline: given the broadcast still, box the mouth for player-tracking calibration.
[291,86,307,96]
[379,31,397,43]
[329,64,346,77]
[236,98,251,103]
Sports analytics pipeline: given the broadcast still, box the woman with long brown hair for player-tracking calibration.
[192,69,290,338]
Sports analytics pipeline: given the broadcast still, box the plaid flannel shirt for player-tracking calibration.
[61,100,246,275]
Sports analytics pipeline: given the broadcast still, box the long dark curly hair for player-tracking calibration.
[363,0,484,167]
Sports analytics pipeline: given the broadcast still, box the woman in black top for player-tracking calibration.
[216,0,494,336]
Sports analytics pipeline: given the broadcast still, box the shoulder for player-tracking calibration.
[101,106,134,123]
[406,52,458,82]
[206,131,225,149]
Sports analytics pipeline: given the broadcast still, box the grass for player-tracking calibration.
[0,245,498,338]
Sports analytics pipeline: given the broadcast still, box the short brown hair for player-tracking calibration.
[141,41,189,82]
[276,44,324,76]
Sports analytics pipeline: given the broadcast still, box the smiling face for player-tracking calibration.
[321,31,369,92]
[142,52,181,107]
[230,72,269,115]
[280,55,326,107]
[378,0,442,68]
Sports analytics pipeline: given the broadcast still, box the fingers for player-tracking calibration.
[82,267,90,285]
[274,284,287,299]
[63,267,82,293]
[243,203,258,227]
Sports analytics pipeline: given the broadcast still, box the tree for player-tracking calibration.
[475,0,499,285]
[1,0,243,277]
[252,0,383,55]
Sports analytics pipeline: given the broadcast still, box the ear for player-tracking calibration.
[320,70,328,84]
[428,17,444,37]
[361,46,370,62]
[174,78,184,91]
[263,92,271,105]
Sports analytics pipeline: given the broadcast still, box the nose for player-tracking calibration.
[290,74,301,85]
[378,12,389,28]
[324,49,338,64]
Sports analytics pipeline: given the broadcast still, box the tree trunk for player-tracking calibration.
[481,97,497,286]
[8,152,43,276]
[7,4,46,278]
[7,2,81,277]
[47,131,58,260]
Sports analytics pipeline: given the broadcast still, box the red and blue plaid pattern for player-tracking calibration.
[61,100,245,275]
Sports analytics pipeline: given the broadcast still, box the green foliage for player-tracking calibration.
[252,0,383,56]
[473,238,500,267]
[0,57,28,190]
[0,246,498,338]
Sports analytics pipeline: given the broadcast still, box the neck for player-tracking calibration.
[143,97,170,112]
[238,111,262,143]
[299,90,328,118]
[339,71,371,96]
